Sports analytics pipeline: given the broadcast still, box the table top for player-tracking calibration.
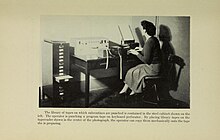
[71,55,117,62]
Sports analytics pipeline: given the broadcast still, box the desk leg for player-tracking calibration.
[85,73,90,107]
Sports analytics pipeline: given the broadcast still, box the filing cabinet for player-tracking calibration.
[44,40,73,105]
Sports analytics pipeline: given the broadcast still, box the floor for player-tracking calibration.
[39,84,189,109]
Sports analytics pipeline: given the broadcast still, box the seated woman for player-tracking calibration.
[119,20,162,96]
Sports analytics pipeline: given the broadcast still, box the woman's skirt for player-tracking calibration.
[124,63,161,93]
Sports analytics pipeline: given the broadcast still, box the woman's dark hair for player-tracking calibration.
[141,20,156,36]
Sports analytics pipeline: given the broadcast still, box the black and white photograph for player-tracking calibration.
[2,0,220,140]
[39,16,190,108]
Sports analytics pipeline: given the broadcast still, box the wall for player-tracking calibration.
[41,16,190,104]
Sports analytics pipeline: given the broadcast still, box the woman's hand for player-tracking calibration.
[127,49,139,56]
[134,47,143,52]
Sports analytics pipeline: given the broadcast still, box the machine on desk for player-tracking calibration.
[70,37,112,70]
[69,28,141,79]
[117,25,139,53]
[107,25,141,79]
[70,37,109,59]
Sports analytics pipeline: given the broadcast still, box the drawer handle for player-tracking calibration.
[100,63,107,66]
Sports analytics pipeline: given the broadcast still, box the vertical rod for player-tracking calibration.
[129,25,135,40]
[155,16,159,37]
[118,25,124,42]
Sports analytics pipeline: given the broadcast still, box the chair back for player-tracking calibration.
[167,54,185,91]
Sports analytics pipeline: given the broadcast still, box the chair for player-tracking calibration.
[142,54,185,105]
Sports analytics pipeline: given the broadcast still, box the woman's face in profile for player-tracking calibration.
[143,27,147,33]
[143,27,150,39]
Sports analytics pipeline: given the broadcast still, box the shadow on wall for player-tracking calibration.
[159,24,179,91]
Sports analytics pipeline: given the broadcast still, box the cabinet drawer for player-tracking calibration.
[88,58,118,70]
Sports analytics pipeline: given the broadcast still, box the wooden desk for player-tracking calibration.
[70,54,142,107]
[70,55,119,107]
